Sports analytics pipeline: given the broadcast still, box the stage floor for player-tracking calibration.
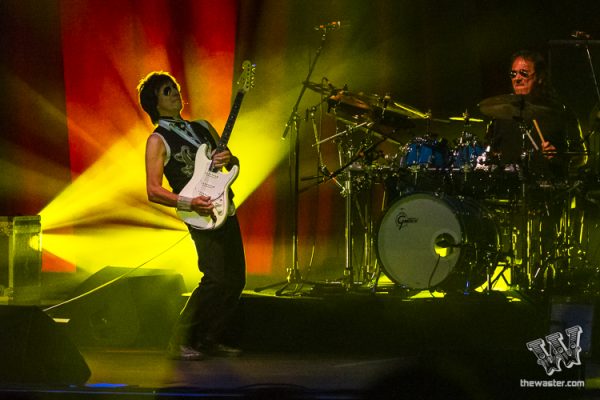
[2,287,600,399]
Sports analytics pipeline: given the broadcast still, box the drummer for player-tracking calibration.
[483,50,587,291]
[484,50,585,178]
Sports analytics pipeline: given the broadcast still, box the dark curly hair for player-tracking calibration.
[137,71,181,124]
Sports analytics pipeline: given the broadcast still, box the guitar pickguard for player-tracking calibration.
[176,144,239,230]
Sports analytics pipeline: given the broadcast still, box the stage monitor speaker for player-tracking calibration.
[49,266,186,348]
[0,305,90,385]
[550,296,598,360]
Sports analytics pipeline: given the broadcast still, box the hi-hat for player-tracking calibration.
[369,96,417,131]
[327,91,372,123]
[304,80,335,95]
[479,93,559,120]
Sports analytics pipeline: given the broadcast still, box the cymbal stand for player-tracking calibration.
[334,126,360,289]
[582,34,600,174]
[326,134,388,288]
[359,176,376,284]
[555,181,593,291]
[518,122,538,289]
[254,28,334,295]
[343,143,354,289]
[310,107,347,196]
[580,34,600,105]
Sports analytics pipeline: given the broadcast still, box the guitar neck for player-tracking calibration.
[217,90,245,151]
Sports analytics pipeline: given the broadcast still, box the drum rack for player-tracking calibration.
[294,82,598,298]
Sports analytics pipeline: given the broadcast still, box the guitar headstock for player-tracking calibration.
[237,60,256,93]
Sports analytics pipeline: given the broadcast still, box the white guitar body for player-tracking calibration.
[176,143,239,230]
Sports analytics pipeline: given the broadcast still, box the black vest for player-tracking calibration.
[154,120,217,194]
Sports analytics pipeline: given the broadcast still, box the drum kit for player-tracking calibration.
[310,84,597,296]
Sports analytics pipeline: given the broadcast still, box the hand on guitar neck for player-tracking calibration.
[210,148,234,171]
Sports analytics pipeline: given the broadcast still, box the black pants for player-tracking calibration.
[171,215,246,346]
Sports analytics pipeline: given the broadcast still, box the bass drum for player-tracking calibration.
[376,192,499,291]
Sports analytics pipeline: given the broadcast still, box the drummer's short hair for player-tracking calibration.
[510,50,553,97]
[137,71,180,124]
[511,50,547,76]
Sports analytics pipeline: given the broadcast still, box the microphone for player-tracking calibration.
[435,237,463,248]
[314,20,347,32]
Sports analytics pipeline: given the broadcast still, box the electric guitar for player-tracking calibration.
[177,60,255,230]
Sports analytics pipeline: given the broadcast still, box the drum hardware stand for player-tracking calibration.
[325,135,389,288]
[255,27,335,295]
[552,34,600,172]
[313,121,373,146]
[563,31,600,106]
[483,209,512,293]
[514,119,545,291]
[351,169,379,285]
[486,261,512,290]
[552,182,594,292]
[343,160,354,288]
[306,103,348,196]
[488,200,527,292]
[359,189,376,283]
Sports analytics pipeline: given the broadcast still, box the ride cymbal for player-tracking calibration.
[479,93,560,120]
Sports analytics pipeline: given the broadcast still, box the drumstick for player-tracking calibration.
[532,119,546,144]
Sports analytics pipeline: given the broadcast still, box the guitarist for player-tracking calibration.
[138,71,245,361]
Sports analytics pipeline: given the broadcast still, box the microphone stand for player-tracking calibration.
[255,28,333,295]
[582,40,600,105]
[550,35,600,171]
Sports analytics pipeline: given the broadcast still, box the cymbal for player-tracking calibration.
[479,93,559,120]
[544,151,589,156]
[391,101,429,119]
[359,95,419,136]
[354,93,429,120]
[304,80,333,95]
[328,91,371,123]
[329,91,430,143]
[329,91,371,110]
[331,91,425,119]
[448,116,485,123]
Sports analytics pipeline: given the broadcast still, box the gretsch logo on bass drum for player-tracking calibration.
[395,208,418,231]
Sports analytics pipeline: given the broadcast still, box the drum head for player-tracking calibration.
[377,193,463,289]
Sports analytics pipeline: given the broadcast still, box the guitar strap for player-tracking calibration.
[191,120,218,150]
[157,119,204,149]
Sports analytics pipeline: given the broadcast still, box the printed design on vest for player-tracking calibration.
[174,145,195,177]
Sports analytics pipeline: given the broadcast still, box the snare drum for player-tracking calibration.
[376,192,499,291]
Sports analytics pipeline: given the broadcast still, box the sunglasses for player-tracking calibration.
[162,85,178,96]
[509,69,534,79]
